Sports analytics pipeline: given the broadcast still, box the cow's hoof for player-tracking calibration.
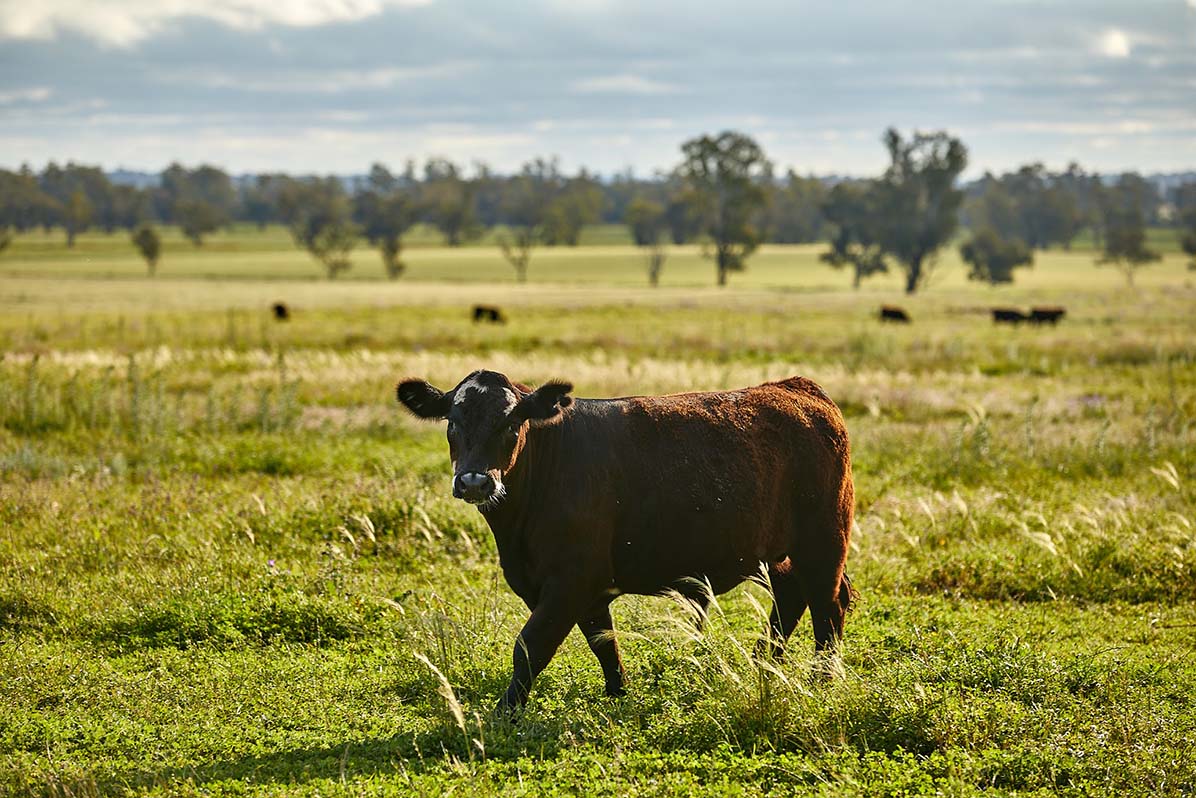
[605,683,628,698]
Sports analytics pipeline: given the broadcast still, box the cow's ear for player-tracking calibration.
[396,380,451,419]
[513,380,573,425]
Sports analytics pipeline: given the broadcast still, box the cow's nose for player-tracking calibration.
[453,471,494,502]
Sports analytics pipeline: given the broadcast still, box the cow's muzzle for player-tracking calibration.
[453,471,498,504]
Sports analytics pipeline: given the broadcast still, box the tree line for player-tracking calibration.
[1,131,1193,290]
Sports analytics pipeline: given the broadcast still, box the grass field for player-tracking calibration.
[1,228,1195,796]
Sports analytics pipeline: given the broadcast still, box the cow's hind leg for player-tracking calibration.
[578,604,627,697]
[796,551,851,661]
[762,560,807,660]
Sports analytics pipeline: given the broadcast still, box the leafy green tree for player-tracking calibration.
[1096,178,1160,287]
[422,158,481,246]
[664,180,701,245]
[542,172,605,246]
[873,128,968,294]
[0,168,60,232]
[820,181,888,289]
[964,175,1020,241]
[175,199,224,246]
[131,225,162,277]
[1173,183,1196,270]
[766,171,828,243]
[496,158,561,282]
[960,228,1033,284]
[279,178,360,279]
[355,168,419,280]
[677,131,771,286]
[63,190,93,248]
[625,196,668,286]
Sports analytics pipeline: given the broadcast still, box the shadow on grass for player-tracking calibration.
[103,720,564,792]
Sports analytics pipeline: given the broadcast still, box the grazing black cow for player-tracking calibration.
[397,370,856,713]
[271,302,290,321]
[992,308,1028,325]
[472,305,506,324]
[1029,306,1066,326]
[879,305,911,323]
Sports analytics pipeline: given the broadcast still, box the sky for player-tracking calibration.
[1,0,1194,178]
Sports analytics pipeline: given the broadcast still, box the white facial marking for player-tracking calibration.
[452,376,517,415]
[452,375,488,405]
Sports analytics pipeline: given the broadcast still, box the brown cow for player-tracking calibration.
[879,305,911,323]
[992,307,1028,325]
[397,370,855,712]
[1029,306,1066,326]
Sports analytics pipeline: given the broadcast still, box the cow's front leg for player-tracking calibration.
[578,603,626,697]
[496,598,577,714]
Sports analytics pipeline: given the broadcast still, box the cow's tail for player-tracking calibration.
[839,572,858,616]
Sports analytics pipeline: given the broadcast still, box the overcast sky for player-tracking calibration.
[1,0,1194,177]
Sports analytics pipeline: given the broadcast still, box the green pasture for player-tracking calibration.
[0,224,1187,289]
[1,234,1194,796]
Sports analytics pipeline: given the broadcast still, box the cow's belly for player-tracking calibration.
[610,504,788,597]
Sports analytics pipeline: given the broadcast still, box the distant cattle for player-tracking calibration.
[992,308,1028,325]
[271,302,290,321]
[473,305,506,324]
[397,370,856,713]
[1029,306,1066,326]
[879,305,911,323]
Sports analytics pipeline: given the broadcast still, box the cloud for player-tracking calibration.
[0,86,51,104]
[162,62,473,93]
[0,0,434,47]
[570,73,680,95]
[1095,28,1131,58]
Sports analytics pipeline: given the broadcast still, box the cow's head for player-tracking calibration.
[396,370,573,507]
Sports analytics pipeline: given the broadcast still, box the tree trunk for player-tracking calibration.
[904,256,922,294]
[852,267,862,290]
[716,248,728,287]
[66,227,76,248]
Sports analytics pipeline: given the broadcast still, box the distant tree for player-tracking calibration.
[0,226,12,255]
[542,171,605,246]
[819,181,889,289]
[964,175,1020,240]
[241,175,286,230]
[131,225,162,277]
[625,196,668,286]
[664,180,702,245]
[766,171,828,243]
[175,199,224,246]
[63,189,93,248]
[422,158,480,246]
[871,128,968,294]
[1053,163,1104,248]
[999,164,1083,249]
[355,168,419,279]
[0,168,60,232]
[1097,178,1160,287]
[279,178,360,279]
[960,228,1033,285]
[305,221,359,280]
[496,158,561,282]
[1172,183,1196,270]
[676,131,771,286]
[103,185,150,232]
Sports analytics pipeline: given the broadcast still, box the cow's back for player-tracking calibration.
[529,377,851,596]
